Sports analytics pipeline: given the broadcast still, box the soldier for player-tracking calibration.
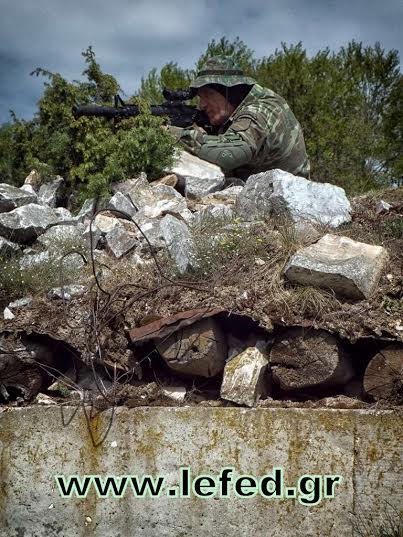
[169,55,310,180]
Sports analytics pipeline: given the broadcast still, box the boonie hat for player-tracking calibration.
[190,55,256,88]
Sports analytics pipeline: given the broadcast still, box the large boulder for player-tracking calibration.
[221,347,268,407]
[235,169,351,227]
[156,318,227,377]
[0,203,59,243]
[167,151,225,199]
[284,234,389,300]
[0,183,37,213]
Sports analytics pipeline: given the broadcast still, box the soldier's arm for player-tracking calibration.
[167,111,268,171]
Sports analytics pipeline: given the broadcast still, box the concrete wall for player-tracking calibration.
[0,407,401,537]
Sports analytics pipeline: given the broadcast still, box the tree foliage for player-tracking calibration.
[0,38,401,197]
[0,47,177,199]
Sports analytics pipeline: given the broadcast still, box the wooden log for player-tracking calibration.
[270,327,353,390]
[363,345,403,401]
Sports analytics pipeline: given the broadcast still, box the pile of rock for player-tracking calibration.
[1,150,399,407]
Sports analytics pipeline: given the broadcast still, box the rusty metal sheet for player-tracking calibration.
[129,307,224,344]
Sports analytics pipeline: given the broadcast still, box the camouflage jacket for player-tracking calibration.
[173,84,310,179]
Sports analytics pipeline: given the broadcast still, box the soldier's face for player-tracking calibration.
[197,86,235,126]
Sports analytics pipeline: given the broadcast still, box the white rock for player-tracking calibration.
[48,285,87,300]
[221,347,268,407]
[161,386,186,403]
[20,184,37,196]
[94,214,121,234]
[236,169,352,228]
[376,200,393,214]
[38,176,64,207]
[8,297,32,309]
[284,234,389,300]
[3,307,15,320]
[167,150,225,199]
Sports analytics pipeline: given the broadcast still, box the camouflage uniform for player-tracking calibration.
[171,56,310,179]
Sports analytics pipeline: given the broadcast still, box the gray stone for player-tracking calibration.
[204,185,244,204]
[82,221,103,249]
[108,192,137,218]
[136,197,188,220]
[151,184,184,201]
[20,248,85,273]
[54,207,74,222]
[8,297,33,309]
[0,203,59,243]
[112,173,156,209]
[105,225,137,258]
[235,169,351,227]
[160,214,197,274]
[48,285,87,300]
[0,183,37,213]
[293,220,321,244]
[136,219,165,251]
[284,234,389,300]
[221,347,268,407]
[76,198,96,221]
[0,237,20,256]
[156,317,227,377]
[37,176,64,207]
[185,175,226,199]
[271,328,353,390]
[193,204,234,227]
[19,250,50,270]
[37,223,85,250]
[76,198,109,223]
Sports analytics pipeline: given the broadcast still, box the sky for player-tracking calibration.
[0,0,402,124]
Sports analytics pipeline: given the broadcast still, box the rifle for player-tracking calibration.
[72,88,210,129]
